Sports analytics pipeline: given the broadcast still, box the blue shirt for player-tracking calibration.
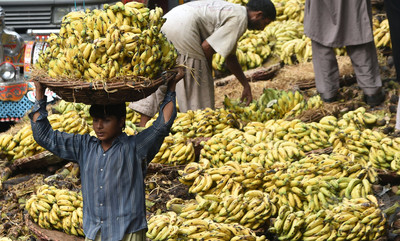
[29,91,177,241]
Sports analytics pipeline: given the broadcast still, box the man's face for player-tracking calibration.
[248,13,272,30]
[92,116,124,142]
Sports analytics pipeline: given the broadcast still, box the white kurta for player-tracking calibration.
[130,0,248,116]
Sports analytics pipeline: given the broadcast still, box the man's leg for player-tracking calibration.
[122,229,146,241]
[311,40,340,102]
[346,41,384,106]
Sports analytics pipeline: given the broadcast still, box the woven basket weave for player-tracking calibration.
[32,70,177,105]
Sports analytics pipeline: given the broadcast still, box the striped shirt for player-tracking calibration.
[29,91,177,241]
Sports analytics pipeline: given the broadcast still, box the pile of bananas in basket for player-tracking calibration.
[35,1,177,80]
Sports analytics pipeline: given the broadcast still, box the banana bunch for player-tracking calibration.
[177,190,277,230]
[255,140,305,165]
[212,29,272,72]
[146,211,181,240]
[337,107,379,130]
[270,90,304,119]
[263,20,304,56]
[271,0,305,22]
[36,1,177,80]
[262,172,338,211]
[166,108,240,138]
[288,153,378,184]
[262,166,374,213]
[178,157,264,194]
[271,196,385,241]
[335,177,373,201]
[198,125,303,168]
[0,133,13,154]
[50,110,92,135]
[374,18,391,49]
[8,125,43,160]
[282,0,305,22]
[332,129,376,165]
[200,133,251,166]
[242,120,287,142]
[178,159,210,185]
[0,125,43,160]
[25,185,84,236]
[223,97,273,122]
[285,121,334,152]
[151,133,195,165]
[168,111,195,136]
[123,122,137,136]
[306,94,323,109]
[279,36,312,64]
[269,206,306,240]
[370,136,400,170]
[53,100,87,115]
[238,30,272,65]
[390,151,400,174]
[178,217,268,240]
[327,197,385,240]
[126,107,141,124]
[224,88,318,123]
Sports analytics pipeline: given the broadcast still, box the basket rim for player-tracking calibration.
[31,68,177,92]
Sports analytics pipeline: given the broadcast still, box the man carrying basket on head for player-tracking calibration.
[130,0,276,127]
[30,73,182,241]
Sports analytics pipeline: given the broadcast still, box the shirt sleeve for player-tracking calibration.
[29,98,86,162]
[135,90,177,164]
[206,12,248,58]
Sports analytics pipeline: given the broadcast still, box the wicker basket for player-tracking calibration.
[32,70,178,105]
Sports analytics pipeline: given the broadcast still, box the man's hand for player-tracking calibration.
[167,66,185,92]
[241,83,253,106]
[34,81,46,101]
[225,54,253,106]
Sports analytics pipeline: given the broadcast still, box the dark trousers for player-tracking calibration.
[385,0,400,81]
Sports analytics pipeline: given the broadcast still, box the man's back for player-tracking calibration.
[161,0,248,59]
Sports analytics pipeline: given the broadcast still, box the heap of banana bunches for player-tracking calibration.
[162,105,395,241]
[212,0,390,70]
[35,1,177,80]
[150,89,322,167]
[25,185,84,236]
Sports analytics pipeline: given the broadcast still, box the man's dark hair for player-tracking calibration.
[89,103,126,120]
[247,0,276,21]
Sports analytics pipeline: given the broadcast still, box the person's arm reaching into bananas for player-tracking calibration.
[202,40,252,105]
